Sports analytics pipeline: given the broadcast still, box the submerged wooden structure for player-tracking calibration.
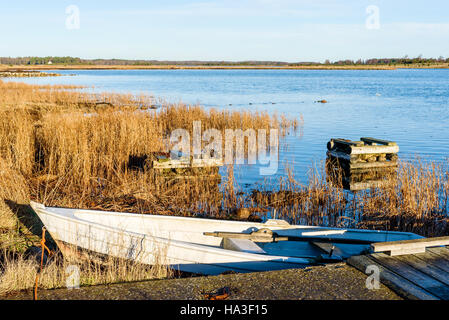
[151,152,223,170]
[326,137,399,191]
[126,151,223,181]
[348,237,449,300]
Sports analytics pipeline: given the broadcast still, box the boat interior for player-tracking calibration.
[43,204,423,262]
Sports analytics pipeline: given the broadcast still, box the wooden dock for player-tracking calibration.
[151,152,223,169]
[326,137,399,191]
[348,246,449,300]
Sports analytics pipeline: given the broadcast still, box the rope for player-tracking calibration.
[33,227,52,301]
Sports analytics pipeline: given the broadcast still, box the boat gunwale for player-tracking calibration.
[30,201,422,239]
[30,202,314,264]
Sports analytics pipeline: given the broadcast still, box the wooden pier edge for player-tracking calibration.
[347,255,439,300]
[372,236,449,256]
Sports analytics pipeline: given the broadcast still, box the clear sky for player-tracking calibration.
[1,0,448,62]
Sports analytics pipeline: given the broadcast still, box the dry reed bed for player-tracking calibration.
[0,80,447,236]
[1,79,448,296]
[0,247,172,297]
[249,159,449,237]
[0,80,295,295]
[0,80,157,112]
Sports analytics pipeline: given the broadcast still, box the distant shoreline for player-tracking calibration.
[1,63,449,71]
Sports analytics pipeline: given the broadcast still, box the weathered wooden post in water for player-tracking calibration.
[150,151,223,197]
[326,137,399,191]
[151,151,223,178]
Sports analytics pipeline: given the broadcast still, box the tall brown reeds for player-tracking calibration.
[1,78,448,295]
[0,79,297,294]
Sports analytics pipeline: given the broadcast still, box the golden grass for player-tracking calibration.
[0,79,293,220]
[1,79,447,234]
[0,78,448,296]
[0,79,296,295]
[250,159,449,237]
[0,247,171,296]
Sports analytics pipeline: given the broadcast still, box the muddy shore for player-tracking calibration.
[6,263,400,300]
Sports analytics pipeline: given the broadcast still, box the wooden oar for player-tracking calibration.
[282,236,374,245]
[204,228,374,245]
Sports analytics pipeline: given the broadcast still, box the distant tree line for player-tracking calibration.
[0,56,447,66]
[0,56,298,66]
[0,56,84,65]
[325,56,449,66]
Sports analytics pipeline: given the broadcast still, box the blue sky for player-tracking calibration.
[1,0,448,62]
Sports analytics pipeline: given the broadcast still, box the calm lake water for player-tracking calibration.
[7,69,449,187]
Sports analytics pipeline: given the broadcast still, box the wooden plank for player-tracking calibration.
[371,253,449,299]
[153,158,223,169]
[414,251,449,274]
[264,219,292,228]
[152,158,190,169]
[326,150,358,162]
[192,158,224,167]
[347,180,388,191]
[427,247,449,260]
[347,255,439,300]
[350,145,399,155]
[388,247,427,256]
[361,137,397,146]
[204,229,281,242]
[311,242,343,260]
[204,230,374,245]
[396,254,449,286]
[349,168,397,175]
[332,139,364,147]
[222,238,266,254]
[161,174,221,181]
[372,237,449,254]
[349,161,398,170]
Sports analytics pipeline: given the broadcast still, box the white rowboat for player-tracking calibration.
[30,202,422,275]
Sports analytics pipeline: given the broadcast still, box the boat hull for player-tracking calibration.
[30,202,422,275]
[30,202,312,275]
